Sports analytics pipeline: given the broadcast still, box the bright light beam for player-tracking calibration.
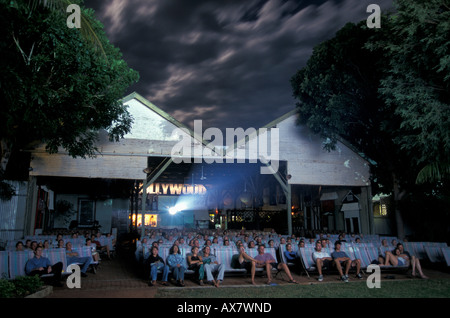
[168,203,187,215]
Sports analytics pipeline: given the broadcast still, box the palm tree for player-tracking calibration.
[416,162,450,184]
[27,0,107,59]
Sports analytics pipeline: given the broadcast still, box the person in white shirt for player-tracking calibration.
[312,240,332,282]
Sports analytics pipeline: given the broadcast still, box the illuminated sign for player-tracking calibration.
[147,183,207,195]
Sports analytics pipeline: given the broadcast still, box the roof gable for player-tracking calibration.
[121,92,203,143]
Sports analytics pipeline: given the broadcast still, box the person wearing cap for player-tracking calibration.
[331,240,362,282]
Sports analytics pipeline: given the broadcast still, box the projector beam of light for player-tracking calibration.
[169,203,187,215]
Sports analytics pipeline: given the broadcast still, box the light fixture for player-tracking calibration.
[143,167,151,174]
[169,206,178,215]
[169,203,187,215]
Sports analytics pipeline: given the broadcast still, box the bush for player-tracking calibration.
[12,275,43,297]
[0,276,43,298]
[0,279,16,298]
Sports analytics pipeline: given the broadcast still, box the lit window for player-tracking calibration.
[380,204,387,216]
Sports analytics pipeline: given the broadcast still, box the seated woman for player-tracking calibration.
[384,247,408,267]
[166,244,186,287]
[146,246,169,286]
[284,242,300,268]
[187,246,205,286]
[397,243,428,279]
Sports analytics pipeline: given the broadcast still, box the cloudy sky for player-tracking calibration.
[83,0,393,132]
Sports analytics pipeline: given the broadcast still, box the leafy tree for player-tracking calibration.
[0,0,139,197]
[369,0,450,184]
[291,0,450,239]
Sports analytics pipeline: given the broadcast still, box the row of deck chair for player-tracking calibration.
[285,243,450,278]
[6,236,115,252]
[278,244,407,278]
[138,246,281,278]
[0,246,98,280]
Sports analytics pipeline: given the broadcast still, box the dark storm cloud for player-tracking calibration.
[84,0,393,131]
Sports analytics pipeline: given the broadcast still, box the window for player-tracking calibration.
[373,202,388,217]
[78,199,95,226]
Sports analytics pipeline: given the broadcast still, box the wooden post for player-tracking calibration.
[286,183,292,236]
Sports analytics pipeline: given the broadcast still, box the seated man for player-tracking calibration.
[65,242,92,277]
[254,244,297,285]
[94,232,112,259]
[331,241,362,282]
[231,243,258,285]
[25,246,63,287]
[312,240,332,282]
[201,245,225,287]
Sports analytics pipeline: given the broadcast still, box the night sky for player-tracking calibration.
[83,0,394,132]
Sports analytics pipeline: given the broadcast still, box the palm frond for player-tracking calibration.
[416,162,450,184]
[27,0,108,62]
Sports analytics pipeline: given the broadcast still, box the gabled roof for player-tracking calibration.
[261,108,372,165]
[262,109,297,129]
[121,92,213,151]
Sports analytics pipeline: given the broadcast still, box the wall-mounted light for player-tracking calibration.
[143,167,151,174]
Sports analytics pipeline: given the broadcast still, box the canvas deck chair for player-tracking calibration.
[43,248,68,277]
[213,247,247,275]
[404,242,427,260]
[423,244,446,264]
[297,246,317,277]
[0,251,9,280]
[442,247,450,267]
[74,246,99,273]
[8,250,34,279]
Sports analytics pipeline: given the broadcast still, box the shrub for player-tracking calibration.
[0,279,16,298]
[12,275,43,297]
[0,276,43,298]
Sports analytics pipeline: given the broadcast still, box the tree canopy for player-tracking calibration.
[291,0,450,239]
[372,0,450,184]
[0,0,139,190]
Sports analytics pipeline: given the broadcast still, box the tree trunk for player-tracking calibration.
[392,173,406,240]
[0,138,11,177]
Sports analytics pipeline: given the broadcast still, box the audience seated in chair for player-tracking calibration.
[25,246,63,287]
[231,243,258,285]
[145,246,169,286]
[201,245,225,287]
[65,242,92,277]
[187,246,205,286]
[396,243,428,279]
[254,244,297,285]
[312,240,333,282]
[331,241,362,282]
[166,244,186,287]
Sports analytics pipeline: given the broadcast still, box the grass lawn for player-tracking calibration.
[155,278,450,298]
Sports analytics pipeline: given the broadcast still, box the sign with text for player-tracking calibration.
[147,183,207,195]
